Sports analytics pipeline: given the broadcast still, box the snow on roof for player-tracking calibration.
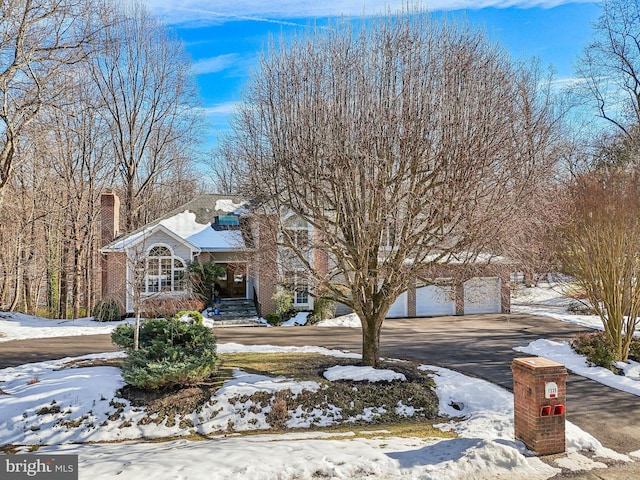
[215,199,246,213]
[163,211,244,250]
[107,210,245,252]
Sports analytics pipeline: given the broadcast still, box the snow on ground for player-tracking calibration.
[513,282,640,396]
[281,311,309,326]
[317,312,361,328]
[511,282,605,331]
[0,345,631,479]
[324,365,406,382]
[514,339,640,396]
[0,312,133,342]
[217,342,360,358]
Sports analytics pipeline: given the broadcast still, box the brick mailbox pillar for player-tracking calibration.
[512,357,567,456]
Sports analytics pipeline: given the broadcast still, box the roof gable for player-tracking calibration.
[101,195,250,253]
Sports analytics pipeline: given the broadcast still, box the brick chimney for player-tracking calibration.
[101,190,120,246]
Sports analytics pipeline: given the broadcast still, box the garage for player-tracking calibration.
[463,277,502,314]
[386,291,408,318]
[415,285,456,317]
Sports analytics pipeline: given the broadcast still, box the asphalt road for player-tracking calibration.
[1,313,639,457]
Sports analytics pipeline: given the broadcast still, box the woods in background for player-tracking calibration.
[0,0,204,317]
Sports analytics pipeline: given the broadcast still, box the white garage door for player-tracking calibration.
[464,277,502,315]
[416,285,456,317]
[386,291,408,318]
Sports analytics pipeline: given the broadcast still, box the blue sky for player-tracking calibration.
[144,0,602,148]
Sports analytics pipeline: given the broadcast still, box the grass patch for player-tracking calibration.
[218,352,353,381]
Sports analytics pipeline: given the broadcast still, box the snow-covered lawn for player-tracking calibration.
[511,282,606,331]
[0,312,133,342]
[0,346,630,479]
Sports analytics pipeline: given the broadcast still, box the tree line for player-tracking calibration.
[0,0,204,317]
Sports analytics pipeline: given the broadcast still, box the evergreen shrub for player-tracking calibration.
[111,311,217,390]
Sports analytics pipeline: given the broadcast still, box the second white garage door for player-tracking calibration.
[416,285,456,316]
[463,277,502,315]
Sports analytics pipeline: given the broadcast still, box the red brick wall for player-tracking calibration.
[102,251,127,311]
[100,192,120,247]
[256,216,277,316]
[512,357,567,455]
[100,191,122,307]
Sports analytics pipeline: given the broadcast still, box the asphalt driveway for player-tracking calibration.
[1,312,639,456]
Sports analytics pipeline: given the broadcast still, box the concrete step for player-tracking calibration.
[206,298,259,323]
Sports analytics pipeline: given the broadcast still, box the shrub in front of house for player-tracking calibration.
[629,338,640,363]
[571,331,618,372]
[111,312,217,390]
[141,297,205,320]
[176,310,203,325]
[92,298,123,322]
[307,297,336,325]
[272,286,296,322]
[265,312,282,326]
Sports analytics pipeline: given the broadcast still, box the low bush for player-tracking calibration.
[265,312,282,326]
[92,298,123,322]
[111,313,217,390]
[571,331,618,372]
[176,310,203,325]
[272,287,294,322]
[141,297,205,320]
[307,297,336,325]
[629,338,640,363]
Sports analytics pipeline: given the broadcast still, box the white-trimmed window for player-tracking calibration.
[140,245,186,294]
[285,272,310,307]
[284,215,311,249]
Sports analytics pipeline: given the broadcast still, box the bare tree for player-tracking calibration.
[226,12,563,366]
[0,0,97,204]
[576,0,640,137]
[40,63,112,318]
[559,168,640,362]
[90,1,204,231]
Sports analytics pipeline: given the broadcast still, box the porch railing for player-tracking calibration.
[253,286,262,319]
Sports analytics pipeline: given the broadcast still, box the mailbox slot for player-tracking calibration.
[540,405,552,417]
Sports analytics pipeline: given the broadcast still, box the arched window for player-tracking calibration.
[142,245,186,294]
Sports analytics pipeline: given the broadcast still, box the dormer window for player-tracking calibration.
[213,214,240,230]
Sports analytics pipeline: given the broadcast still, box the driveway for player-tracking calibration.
[1,313,639,456]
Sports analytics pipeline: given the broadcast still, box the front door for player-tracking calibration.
[225,263,246,298]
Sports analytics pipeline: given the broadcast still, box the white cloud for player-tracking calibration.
[192,54,239,74]
[145,0,598,27]
[204,101,240,116]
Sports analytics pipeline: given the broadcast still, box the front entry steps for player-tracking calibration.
[205,298,265,327]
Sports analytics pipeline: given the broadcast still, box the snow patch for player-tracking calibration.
[317,312,361,328]
[323,365,406,382]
